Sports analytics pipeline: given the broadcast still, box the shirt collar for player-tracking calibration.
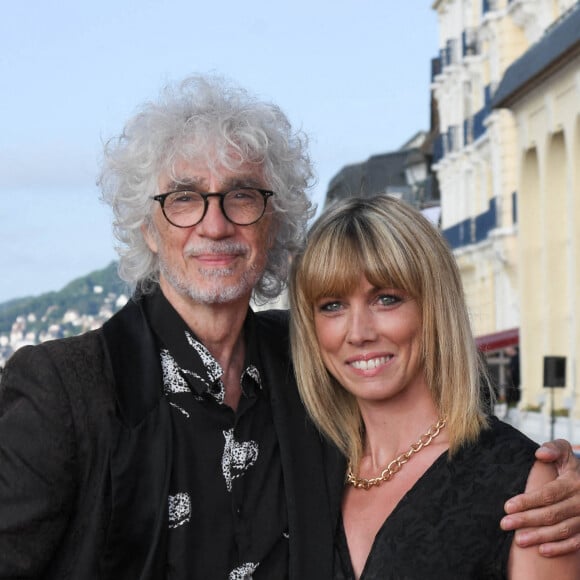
[143,285,263,400]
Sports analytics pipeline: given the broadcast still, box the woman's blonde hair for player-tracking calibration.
[289,195,490,467]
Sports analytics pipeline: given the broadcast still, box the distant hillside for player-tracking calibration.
[0,262,127,336]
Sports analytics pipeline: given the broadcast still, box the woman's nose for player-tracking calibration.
[346,308,377,345]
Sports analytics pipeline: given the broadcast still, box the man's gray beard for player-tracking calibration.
[159,260,262,304]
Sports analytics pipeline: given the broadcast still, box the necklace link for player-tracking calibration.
[346,418,447,490]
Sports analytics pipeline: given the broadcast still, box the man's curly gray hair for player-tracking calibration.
[99,74,315,302]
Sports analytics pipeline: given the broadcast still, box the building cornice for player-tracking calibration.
[493,5,580,108]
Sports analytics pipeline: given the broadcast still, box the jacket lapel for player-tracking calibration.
[100,298,172,580]
[256,310,345,580]
[99,303,346,579]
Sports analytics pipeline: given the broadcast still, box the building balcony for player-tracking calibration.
[463,107,489,145]
[440,38,459,69]
[463,118,473,146]
[443,198,497,249]
[446,125,461,154]
[431,56,442,81]
[433,133,445,163]
[462,28,480,57]
[473,107,488,140]
[482,0,499,14]
[462,83,494,146]
[484,83,495,108]
[433,125,461,162]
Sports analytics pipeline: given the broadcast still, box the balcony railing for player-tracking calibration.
[484,83,494,109]
[433,125,461,162]
[440,38,459,69]
[463,118,473,147]
[482,0,499,14]
[462,28,480,57]
[431,56,442,81]
[446,125,460,154]
[472,107,487,141]
[462,83,494,146]
[475,198,497,242]
[433,133,445,163]
[443,198,497,249]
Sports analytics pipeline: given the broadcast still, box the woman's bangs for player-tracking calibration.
[364,248,416,296]
[303,231,368,302]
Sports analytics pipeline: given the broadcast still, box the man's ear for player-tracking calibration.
[141,221,158,253]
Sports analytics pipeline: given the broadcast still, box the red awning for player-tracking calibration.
[476,327,519,352]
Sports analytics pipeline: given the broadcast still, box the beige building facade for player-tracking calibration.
[493,3,580,441]
[431,0,580,443]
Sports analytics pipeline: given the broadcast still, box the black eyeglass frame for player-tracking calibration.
[152,188,275,228]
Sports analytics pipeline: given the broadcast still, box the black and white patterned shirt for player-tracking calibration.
[144,288,289,580]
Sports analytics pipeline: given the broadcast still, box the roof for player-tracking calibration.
[325,149,415,207]
[492,5,580,108]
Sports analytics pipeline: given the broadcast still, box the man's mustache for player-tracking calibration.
[184,241,249,257]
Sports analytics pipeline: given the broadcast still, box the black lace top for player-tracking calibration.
[334,417,537,579]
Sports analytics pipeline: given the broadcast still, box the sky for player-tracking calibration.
[0,1,439,304]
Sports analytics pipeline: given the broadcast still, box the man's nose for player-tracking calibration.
[196,196,235,237]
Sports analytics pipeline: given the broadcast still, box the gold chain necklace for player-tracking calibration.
[346,418,447,490]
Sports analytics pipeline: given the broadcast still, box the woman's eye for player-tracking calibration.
[377,294,402,307]
[318,300,343,313]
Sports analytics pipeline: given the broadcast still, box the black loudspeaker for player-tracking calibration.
[543,356,566,388]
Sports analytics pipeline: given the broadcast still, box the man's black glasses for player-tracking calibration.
[152,188,274,227]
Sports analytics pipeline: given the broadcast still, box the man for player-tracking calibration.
[0,75,579,579]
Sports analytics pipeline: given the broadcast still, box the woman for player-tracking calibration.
[289,195,580,579]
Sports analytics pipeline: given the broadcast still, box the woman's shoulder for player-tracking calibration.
[451,416,538,481]
[450,418,535,483]
[481,415,539,451]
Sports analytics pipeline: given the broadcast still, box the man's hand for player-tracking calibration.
[501,439,580,556]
